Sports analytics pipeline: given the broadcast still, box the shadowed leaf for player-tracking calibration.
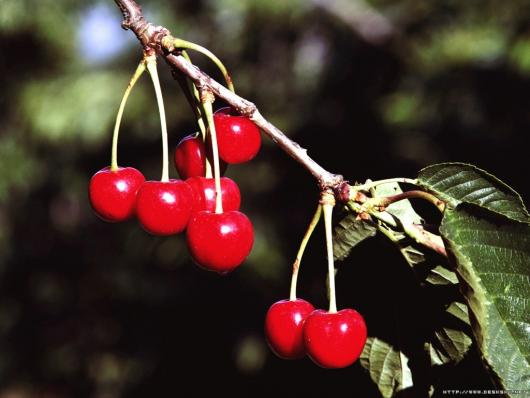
[333,212,376,261]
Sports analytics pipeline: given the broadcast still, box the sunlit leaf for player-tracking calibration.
[426,265,459,285]
[441,204,530,392]
[427,302,472,366]
[418,163,530,223]
[360,337,413,398]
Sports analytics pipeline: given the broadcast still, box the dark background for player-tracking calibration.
[1,0,529,396]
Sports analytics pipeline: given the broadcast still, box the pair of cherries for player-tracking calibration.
[265,299,367,368]
[89,107,261,273]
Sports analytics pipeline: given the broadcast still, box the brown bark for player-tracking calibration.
[113,0,344,190]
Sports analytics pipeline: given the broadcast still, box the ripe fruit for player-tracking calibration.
[186,176,241,214]
[213,107,261,164]
[89,166,145,222]
[303,309,367,369]
[186,210,253,274]
[136,179,193,235]
[265,299,315,359]
[174,134,227,179]
[174,134,206,179]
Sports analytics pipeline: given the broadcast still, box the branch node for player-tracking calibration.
[335,181,351,203]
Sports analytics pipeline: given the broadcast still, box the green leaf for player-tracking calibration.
[441,204,530,391]
[418,163,530,223]
[427,302,473,366]
[426,265,459,285]
[371,182,472,371]
[333,212,376,261]
[360,337,413,398]
[361,230,471,396]
[399,244,425,268]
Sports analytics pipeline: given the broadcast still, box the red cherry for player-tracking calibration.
[186,176,241,214]
[213,107,261,164]
[186,210,253,274]
[174,134,227,179]
[136,180,193,236]
[89,166,145,222]
[265,299,315,359]
[174,134,206,179]
[303,309,367,369]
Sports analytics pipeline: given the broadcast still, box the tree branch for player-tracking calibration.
[113,0,450,259]
[113,0,344,190]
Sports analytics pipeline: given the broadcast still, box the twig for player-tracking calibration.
[112,0,447,259]
[371,190,446,213]
[113,0,343,190]
[346,201,447,257]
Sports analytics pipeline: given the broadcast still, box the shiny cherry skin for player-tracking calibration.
[135,179,193,236]
[186,210,253,274]
[174,134,227,179]
[174,134,206,179]
[185,176,241,214]
[89,166,145,222]
[265,299,315,359]
[213,107,261,164]
[303,308,367,369]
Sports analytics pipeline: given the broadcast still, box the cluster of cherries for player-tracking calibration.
[265,299,367,368]
[89,52,367,370]
[89,106,261,274]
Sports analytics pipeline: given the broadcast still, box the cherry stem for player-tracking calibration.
[322,192,337,314]
[201,92,223,213]
[179,51,213,178]
[289,204,322,301]
[110,59,146,171]
[348,201,448,257]
[146,56,170,183]
[372,190,446,213]
[168,37,235,93]
[354,177,418,192]
[181,51,207,138]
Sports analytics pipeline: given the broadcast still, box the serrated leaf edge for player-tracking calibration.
[418,162,530,223]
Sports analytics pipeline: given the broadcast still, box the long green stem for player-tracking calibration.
[110,60,146,171]
[146,56,170,182]
[171,38,235,92]
[181,51,212,178]
[322,195,337,313]
[376,224,399,242]
[181,51,207,137]
[289,205,322,301]
[174,56,206,137]
[202,96,223,213]
[195,95,213,179]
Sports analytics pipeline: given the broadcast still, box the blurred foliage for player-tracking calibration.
[0,0,529,396]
